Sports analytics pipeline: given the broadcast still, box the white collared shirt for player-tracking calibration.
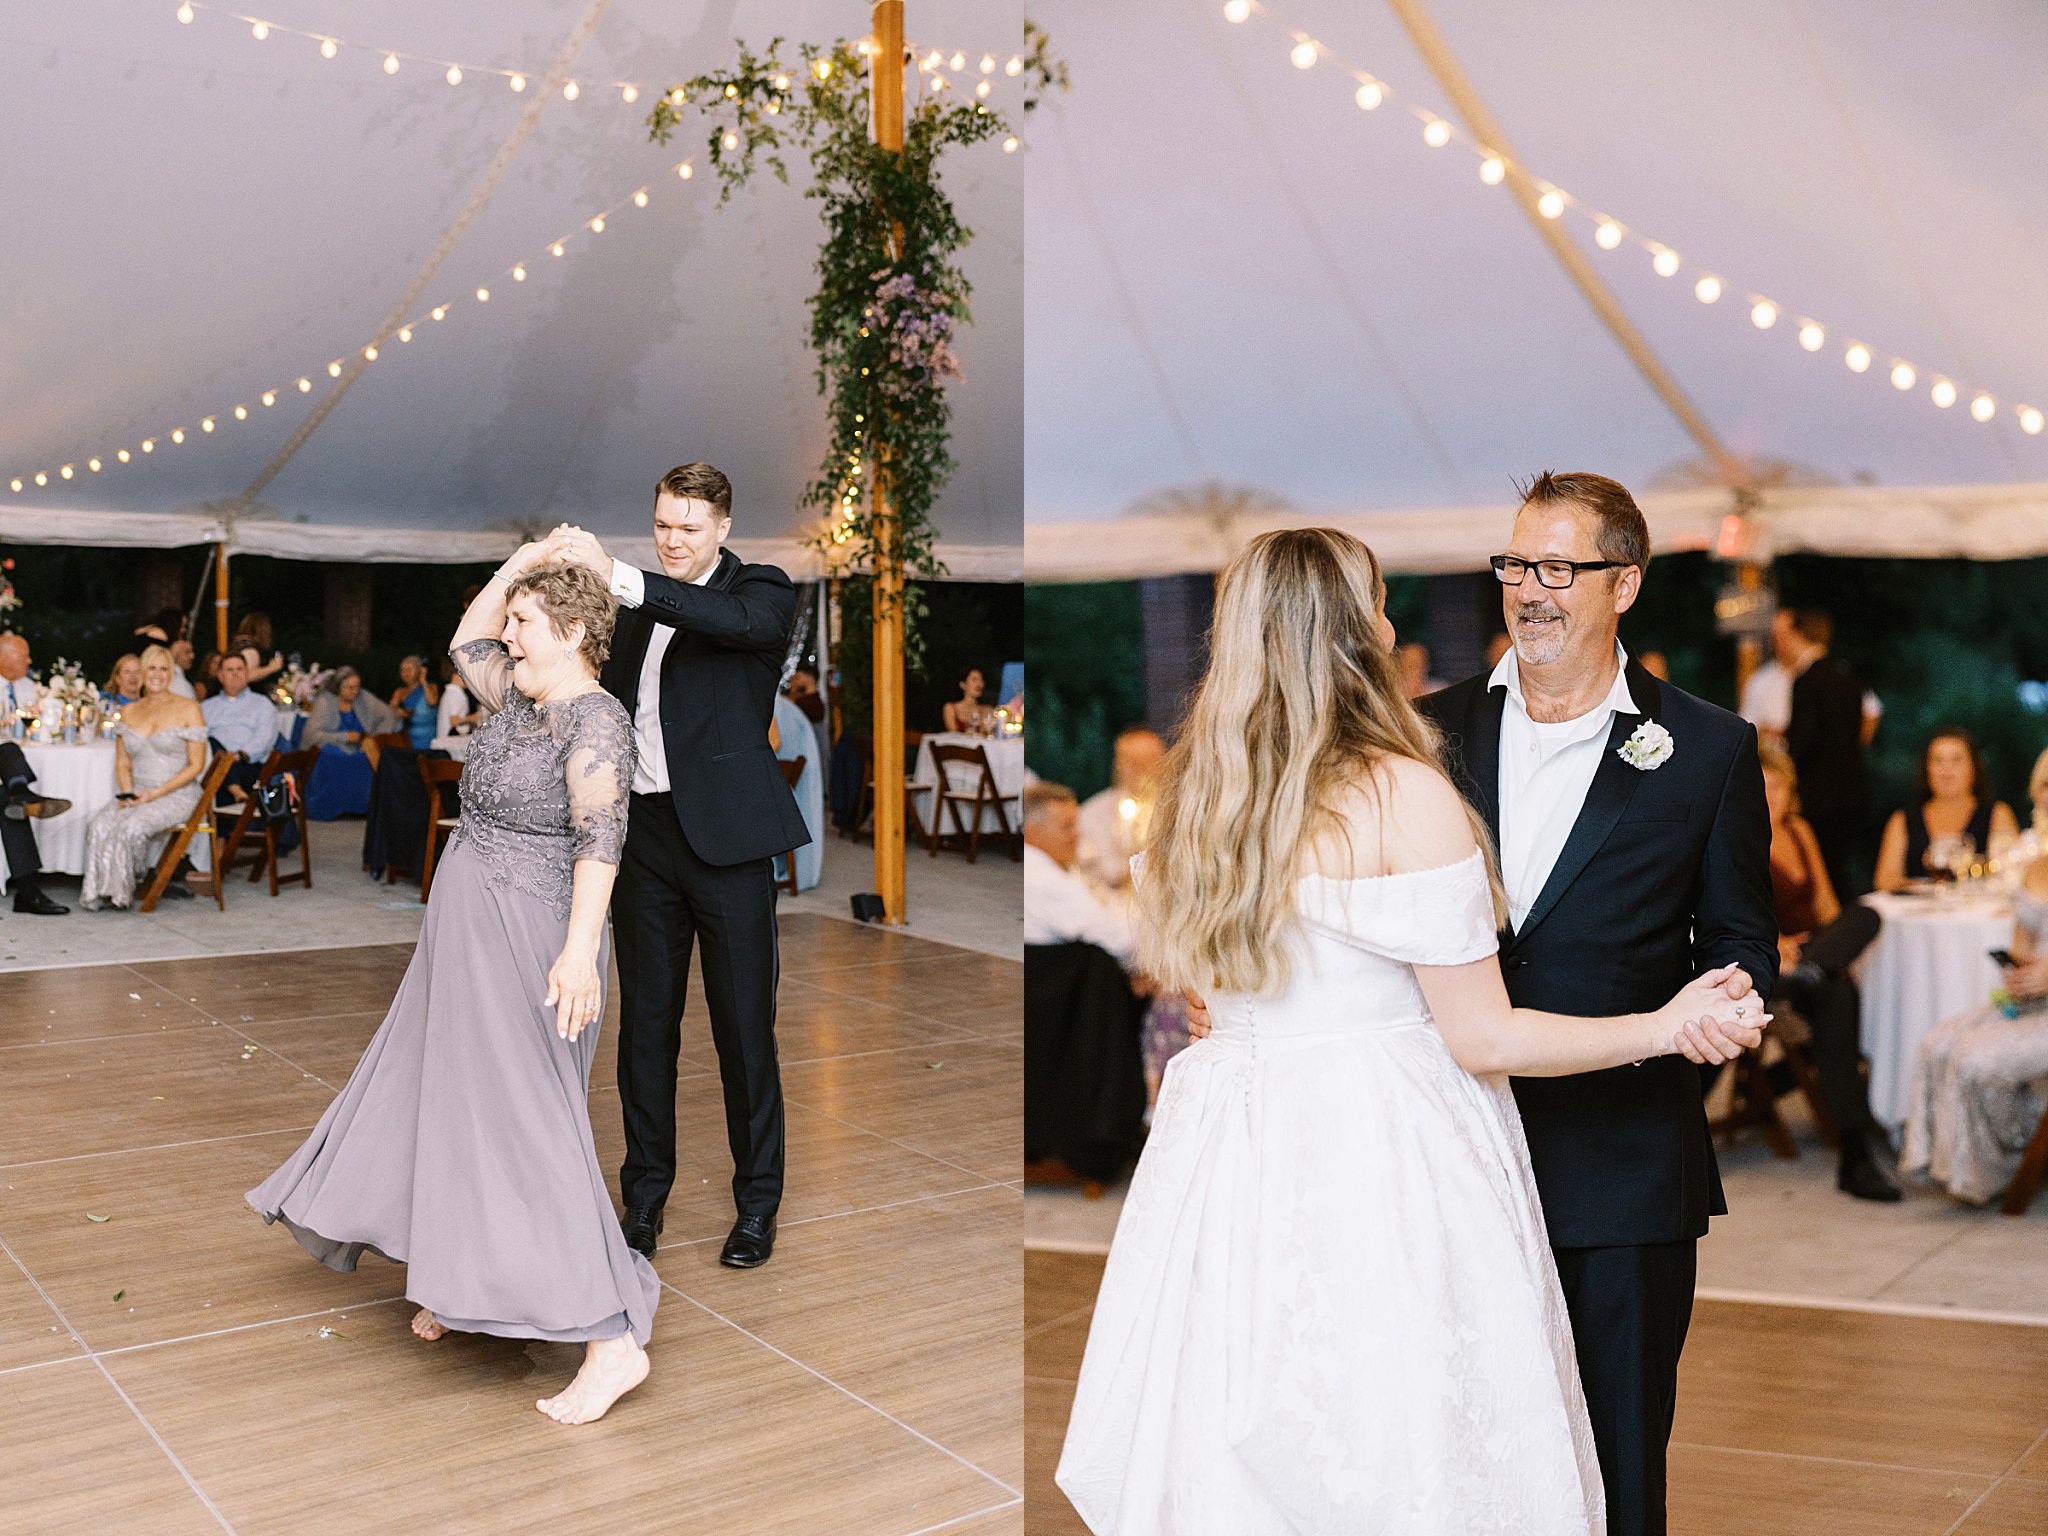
[1024,843,1137,962]
[1493,641,1637,930]
[610,558,716,796]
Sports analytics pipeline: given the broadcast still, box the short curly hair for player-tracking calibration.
[504,562,618,671]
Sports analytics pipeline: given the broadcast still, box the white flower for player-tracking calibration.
[1618,720,1675,771]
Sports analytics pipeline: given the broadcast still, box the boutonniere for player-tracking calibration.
[1618,720,1674,771]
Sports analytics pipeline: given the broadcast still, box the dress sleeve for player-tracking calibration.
[1300,851,1501,966]
[449,639,515,715]
[565,697,636,865]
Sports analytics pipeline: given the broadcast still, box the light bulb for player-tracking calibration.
[362,346,377,361]
[589,216,605,233]
[722,132,739,150]
[562,79,579,100]
[1693,275,1721,303]
[1290,41,1317,69]
[1478,156,1504,185]
[327,360,342,377]
[1845,344,1871,372]
[1355,81,1383,110]
[34,472,47,485]
[773,73,790,90]
[1422,118,1450,148]
[1652,247,1679,277]
[1971,393,1996,422]
[250,21,268,41]
[1224,0,1252,20]
[201,417,215,431]
[622,84,638,103]
[171,429,184,444]
[1537,190,1564,219]
[512,264,526,281]
[1798,323,1824,351]
[2022,406,2045,435]
[976,79,990,98]
[446,64,462,86]
[234,405,247,419]
[176,3,193,22]
[1890,361,1915,390]
[677,163,693,180]
[397,328,411,343]
[9,480,20,492]
[383,52,400,75]
[320,37,336,59]
[510,73,527,92]
[1931,379,1957,408]
[89,457,101,471]
[1594,221,1622,249]
[815,59,833,80]
[980,55,995,73]
[930,74,948,91]
[950,51,966,70]
[431,306,446,320]
[1006,55,1024,76]
[262,391,276,405]
[118,450,130,463]
[551,242,565,256]
[296,379,311,393]
[1002,135,1019,153]
[475,286,490,302]
[60,465,73,479]
[1750,300,1776,329]
[633,189,649,207]
[143,438,155,452]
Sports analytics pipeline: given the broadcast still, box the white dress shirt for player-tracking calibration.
[610,558,715,796]
[1493,642,1638,931]
[1076,786,1143,890]
[435,679,471,738]
[201,685,279,761]
[1024,844,1137,963]
[169,668,197,700]
[1737,659,1791,736]
[1,675,37,716]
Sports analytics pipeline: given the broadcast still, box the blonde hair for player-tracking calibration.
[137,644,176,694]
[1756,741,1801,816]
[106,652,141,693]
[1135,528,1504,995]
[504,562,618,670]
[2028,748,2048,807]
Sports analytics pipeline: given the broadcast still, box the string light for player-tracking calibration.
[509,73,526,92]
[980,54,996,73]
[1228,1,2040,441]
[383,53,399,75]
[249,19,267,41]
[89,458,102,472]
[397,328,412,342]
[633,189,649,207]
[475,286,490,302]
[562,80,579,101]
[445,64,462,86]
[60,465,74,479]
[296,378,310,392]
[201,416,216,431]
[1005,55,1024,76]
[320,37,336,59]
[1002,135,1019,153]
[362,345,377,361]
[176,2,193,21]
[117,451,130,463]
[326,360,342,377]
[262,389,276,405]
[512,264,526,281]
[171,429,185,444]
[622,84,638,104]
[588,216,605,233]
[234,404,248,418]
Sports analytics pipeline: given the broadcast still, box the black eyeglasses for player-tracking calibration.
[1489,554,1627,590]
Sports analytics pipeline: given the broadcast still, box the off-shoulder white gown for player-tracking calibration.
[1056,851,1603,1534]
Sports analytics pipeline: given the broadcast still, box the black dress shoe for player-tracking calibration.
[13,886,69,916]
[3,790,72,821]
[719,1212,777,1268]
[1839,1145,1903,1203]
[619,1204,664,1257]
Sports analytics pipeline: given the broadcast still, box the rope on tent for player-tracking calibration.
[216,0,614,535]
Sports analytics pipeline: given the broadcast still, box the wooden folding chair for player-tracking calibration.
[418,757,463,902]
[928,742,1021,864]
[138,753,238,913]
[773,756,807,896]
[849,730,927,847]
[1707,1047,1803,1161]
[217,747,317,896]
[363,730,407,776]
[2003,1100,2048,1216]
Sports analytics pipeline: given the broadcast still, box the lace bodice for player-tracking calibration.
[1200,849,1501,1047]
[117,722,209,793]
[446,640,635,918]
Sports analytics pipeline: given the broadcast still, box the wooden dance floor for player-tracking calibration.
[1026,1251,2048,1535]
[0,916,1021,1535]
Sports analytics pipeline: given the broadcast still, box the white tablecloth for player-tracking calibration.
[1860,890,2013,1130]
[17,740,118,876]
[430,735,472,762]
[911,732,1025,837]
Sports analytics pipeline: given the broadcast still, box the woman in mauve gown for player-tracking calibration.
[247,543,658,1425]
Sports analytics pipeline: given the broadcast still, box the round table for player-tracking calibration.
[1859,889,2013,1131]
[912,732,1025,838]
[430,734,472,762]
[17,738,118,876]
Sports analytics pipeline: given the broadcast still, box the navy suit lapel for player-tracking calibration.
[1465,684,1507,849]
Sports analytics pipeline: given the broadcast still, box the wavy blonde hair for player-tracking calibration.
[1135,528,1504,995]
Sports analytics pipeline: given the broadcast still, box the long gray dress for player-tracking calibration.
[247,639,659,1346]
[80,722,207,909]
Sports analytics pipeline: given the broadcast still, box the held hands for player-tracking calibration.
[543,941,604,1042]
[1660,964,1770,1065]
[542,524,610,576]
[1185,990,1211,1040]
[2005,956,2048,1000]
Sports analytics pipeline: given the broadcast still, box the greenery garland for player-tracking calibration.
[648,25,1062,668]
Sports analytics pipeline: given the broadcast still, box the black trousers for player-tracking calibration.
[0,742,45,892]
[1777,902,1885,1137]
[1553,1239,1697,1536]
[613,791,784,1218]
[1805,809,1865,900]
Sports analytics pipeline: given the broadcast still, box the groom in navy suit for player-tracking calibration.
[1415,473,1776,1536]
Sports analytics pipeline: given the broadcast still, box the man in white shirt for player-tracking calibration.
[1741,608,1881,750]
[0,633,41,719]
[1076,727,1165,892]
[1024,781,1136,965]
[201,652,279,793]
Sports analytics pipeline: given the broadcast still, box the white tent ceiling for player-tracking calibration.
[1,0,1023,578]
[1023,0,2048,578]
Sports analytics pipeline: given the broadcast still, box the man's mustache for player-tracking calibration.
[1515,604,1564,623]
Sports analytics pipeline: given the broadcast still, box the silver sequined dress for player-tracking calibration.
[80,723,207,909]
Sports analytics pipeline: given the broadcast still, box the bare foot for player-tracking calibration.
[535,1335,648,1425]
[410,1307,447,1342]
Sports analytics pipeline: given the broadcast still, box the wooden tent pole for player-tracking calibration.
[213,541,230,653]
[870,0,908,924]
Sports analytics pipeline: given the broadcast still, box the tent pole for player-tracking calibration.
[213,542,230,653]
[1381,0,1744,486]
[870,0,908,925]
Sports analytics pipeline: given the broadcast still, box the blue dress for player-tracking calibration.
[306,708,372,820]
[402,683,436,751]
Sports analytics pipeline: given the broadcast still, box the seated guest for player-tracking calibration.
[435,655,478,737]
[1904,806,2048,1204]
[1077,726,1166,892]
[389,654,441,751]
[0,741,73,914]
[201,653,278,798]
[104,653,142,707]
[80,647,208,911]
[302,666,398,820]
[785,665,826,727]
[194,649,224,699]
[1759,746,1896,1200]
[1396,642,1444,699]
[0,632,41,719]
[167,635,199,700]
[1874,728,2019,890]
[1023,781,1135,963]
[941,666,990,734]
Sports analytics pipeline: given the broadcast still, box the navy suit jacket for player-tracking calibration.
[1418,660,1777,1248]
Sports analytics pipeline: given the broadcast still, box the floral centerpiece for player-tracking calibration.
[0,555,18,616]
[274,659,331,709]
[40,659,96,710]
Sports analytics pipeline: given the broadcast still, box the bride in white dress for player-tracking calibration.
[1055,529,1761,1536]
